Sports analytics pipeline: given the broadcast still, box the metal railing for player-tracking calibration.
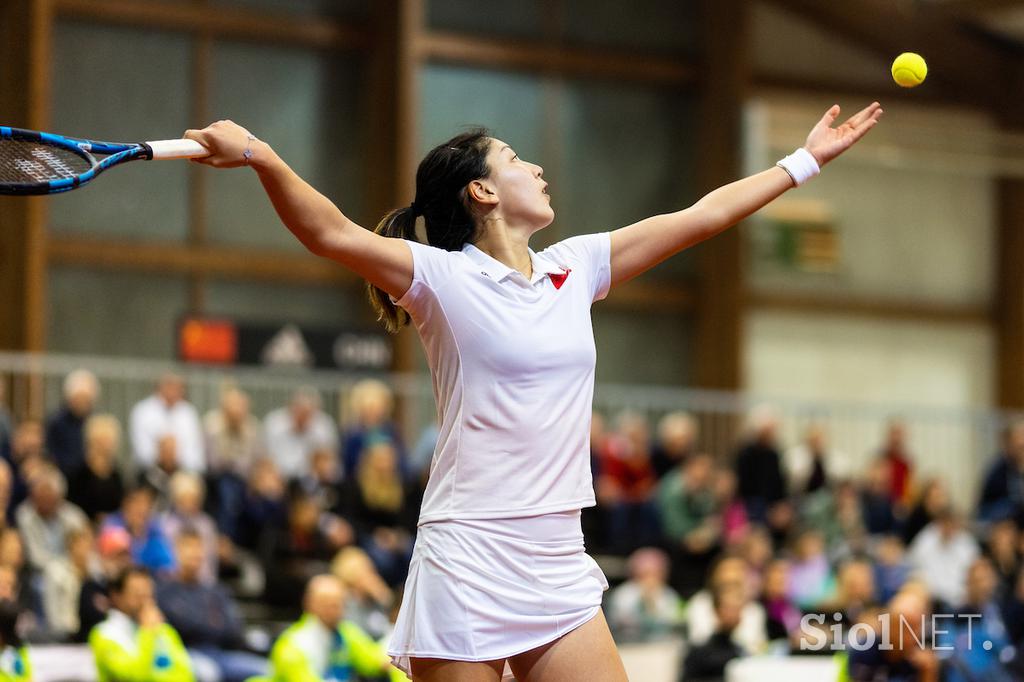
[0,351,1012,508]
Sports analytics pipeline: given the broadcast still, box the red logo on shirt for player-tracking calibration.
[550,268,571,290]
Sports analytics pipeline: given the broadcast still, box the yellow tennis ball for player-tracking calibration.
[892,52,927,88]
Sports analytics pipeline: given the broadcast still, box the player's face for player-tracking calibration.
[483,139,553,231]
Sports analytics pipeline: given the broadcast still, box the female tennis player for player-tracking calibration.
[185,99,882,682]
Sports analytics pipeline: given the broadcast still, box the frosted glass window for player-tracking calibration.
[430,0,698,54]
[49,22,192,240]
[420,64,545,161]
[206,43,365,250]
[427,0,544,39]
[47,268,189,358]
[204,279,374,329]
[558,81,698,276]
[593,309,693,386]
[210,0,367,18]
[562,0,698,55]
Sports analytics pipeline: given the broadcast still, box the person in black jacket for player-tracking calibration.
[978,420,1024,525]
[681,586,746,682]
[68,415,124,522]
[733,407,790,541]
[260,491,352,608]
[44,370,99,480]
[901,478,949,546]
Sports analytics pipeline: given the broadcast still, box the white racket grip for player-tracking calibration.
[146,139,209,159]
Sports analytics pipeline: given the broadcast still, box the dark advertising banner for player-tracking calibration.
[178,317,393,371]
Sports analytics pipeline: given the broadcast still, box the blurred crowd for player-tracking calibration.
[0,371,1022,681]
[594,407,1024,682]
[0,371,414,681]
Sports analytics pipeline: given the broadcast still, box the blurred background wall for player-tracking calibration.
[1,0,1023,502]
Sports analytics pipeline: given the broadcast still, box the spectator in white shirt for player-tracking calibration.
[264,387,337,481]
[204,386,263,480]
[15,464,89,571]
[130,373,205,473]
[684,555,767,656]
[907,508,979,609]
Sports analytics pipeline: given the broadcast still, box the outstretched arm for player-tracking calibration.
[609,102,882,286]
[183,121,413,299]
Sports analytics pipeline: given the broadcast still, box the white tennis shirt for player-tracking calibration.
[394,232,612,524]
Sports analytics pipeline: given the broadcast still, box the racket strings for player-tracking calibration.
[0,140,91,184]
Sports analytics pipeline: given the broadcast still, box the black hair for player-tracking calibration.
[367,128,493,332]
[109,566,152,595]
[123,484,156,503]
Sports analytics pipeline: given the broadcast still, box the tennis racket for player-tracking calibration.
[0,126,209,196]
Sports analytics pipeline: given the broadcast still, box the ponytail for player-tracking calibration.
[367,206,419,333]
[367,127,493,334]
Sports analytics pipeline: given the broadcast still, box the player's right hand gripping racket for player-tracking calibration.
[0,126,209,196]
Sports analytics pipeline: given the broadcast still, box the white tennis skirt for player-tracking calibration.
[387,509,609,679]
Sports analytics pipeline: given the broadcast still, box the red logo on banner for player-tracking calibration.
[179,319,238,364]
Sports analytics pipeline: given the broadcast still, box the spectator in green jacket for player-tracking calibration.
[267,574,392,682]
[657,453,720,596]
[89,566,194,682]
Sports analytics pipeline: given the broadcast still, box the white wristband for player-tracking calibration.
[776,147,820,187]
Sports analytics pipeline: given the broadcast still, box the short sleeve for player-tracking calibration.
[391,239,458,315]
[540,232,611,303]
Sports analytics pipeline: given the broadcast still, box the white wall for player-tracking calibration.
[745,312,994,409]
[743,311,995,506]
[744,95,998,306]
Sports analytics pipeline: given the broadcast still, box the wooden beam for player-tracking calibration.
[765,0,1006,108]
[395,0,422,202]
[604,279,696,313]
[994,63,1024,409]
[995,177,1024,408]
[418,31,697,86]
[752,72,966,108]
[933,0,1024,17]
[364,3,400,225]
[391,0,421,374]
[53,0,371,50]
[27,0,52,350]
[0,0,34,352]
[0,0,52,420]
[47,235,358,286]
[747,291,992,326]
[45,233,696,315]
[692,0,748,390]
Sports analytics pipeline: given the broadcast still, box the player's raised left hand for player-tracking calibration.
[804,102,883,167]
